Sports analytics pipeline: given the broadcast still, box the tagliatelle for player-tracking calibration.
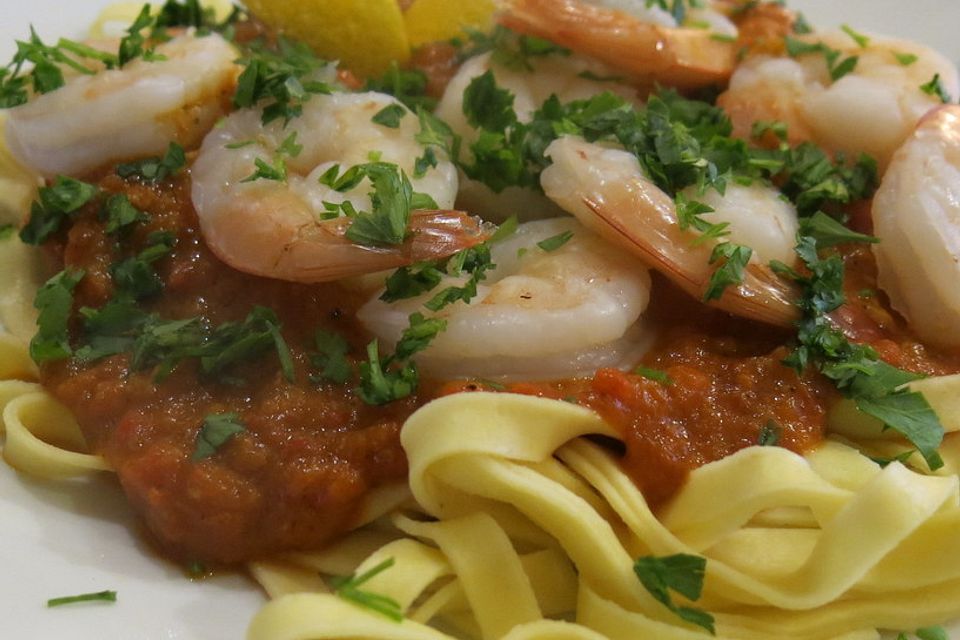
[248,393,960,639]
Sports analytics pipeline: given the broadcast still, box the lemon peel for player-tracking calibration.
[404,0,496,47]
[243,0,410,77]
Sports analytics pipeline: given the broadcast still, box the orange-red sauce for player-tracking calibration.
[39,170,960,564]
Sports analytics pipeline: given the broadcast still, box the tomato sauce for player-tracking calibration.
[39,168,960,563]
[43,172,417,564]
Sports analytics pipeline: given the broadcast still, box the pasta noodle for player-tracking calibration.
[248,394,960,639]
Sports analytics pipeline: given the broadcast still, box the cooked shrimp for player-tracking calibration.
[436,50,639,222]
[541,135,800,327]
[718,30,960,169]
[872,105,960,348]
[358,217,653,380]
[191,90,484,283]
[5,33,239,178]
[497,0,761,90]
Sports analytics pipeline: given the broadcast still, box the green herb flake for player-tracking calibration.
[634,554,715,635]
[332,557,403,622]
[536,230,574,252]
[20,176,98,245]
[30,268,85,363]
[798,211,878,247]
[704,242,752,301]
[840,24,870,48]
[893,51,919,66]
[344,163,416,247]
[47,590,117,608]
[372,103,408,129]
[920,73,952,103]
[916,626,949,640]
[634,366,673,385]
[193,413,246,461]
[0,223,15,240]
[365,62,436,112]
[101,194,149,236]
[758,420,781,446]
[117,142,186,182]
[310,330,352,384]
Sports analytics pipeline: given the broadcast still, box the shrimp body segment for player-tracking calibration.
[5,33,240,178]
[719,31,960,169]
[358,217,653,380]
[191,91,481,283]
[541,136,800,327]
[872,105,960,348]
[498,0,739,90]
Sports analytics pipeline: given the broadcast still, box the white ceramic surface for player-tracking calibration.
[1,1,958,638]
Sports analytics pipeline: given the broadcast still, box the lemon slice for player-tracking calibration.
[243,0,410,77]
[404,0,496,47]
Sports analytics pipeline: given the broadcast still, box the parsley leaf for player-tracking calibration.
[332,558,403,622]
[463,70,518,132]
[232,37,334,125]
[110,230,176,300]
[798,211,878,247]
[193,413,246,461]
[634,366,673,385]
[30,269,85,363]
[116,142,186,182]
[357,339,420,405]
[634,554,715,635]
[0,223,17,240]
[344,163,416,246]
[365,62,437,111]
[47,590,117,607]
[372,103,408,129]
[310,330,352,384]
[758,420,781,446]
[19,176,98,245]
[920,74,952,103]
[704,242,752,301]
[536,230,574,252]
[782,232,945,470]
[101,194,149,236]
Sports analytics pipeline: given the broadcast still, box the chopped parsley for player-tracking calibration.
[310,330,352,384]
[776,228,946,470]
[536,230,574,252]
[758,420,781,446]
[30,269,85,363]
[893,51,919,66]
[784,36,859,82]
[840,24,870,49]
[193,413,246,461]
[240,132,302,183]
[47,590,117,607]
[634,554,715,634]
[19,176,98,245]
[116,142,186,182]
[897,628,949,640]
[109,230,177,300]
[704,242,752,301]
[456,25,569,72]
[232,37,334,126]
[343,163,432,247]
[332,557,403,622]
[365,62,437,112]
[920,74,952,104]
[101,194,149,236]
[0,223,16,240]
[634,366,673,385]
[371,103,408,129]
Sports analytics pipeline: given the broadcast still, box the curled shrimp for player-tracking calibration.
[358,217,653,380]
[718,30,960,169]
[497,0,787,90]
[541,135,800,327]
[5,33,239,177]
[191,90,485,283]
[872,105,960,348]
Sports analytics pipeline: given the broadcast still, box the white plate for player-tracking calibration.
[1,1,959,639]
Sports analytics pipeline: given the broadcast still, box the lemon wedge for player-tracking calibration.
[242,0,410,77]
[404,0,496,47]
